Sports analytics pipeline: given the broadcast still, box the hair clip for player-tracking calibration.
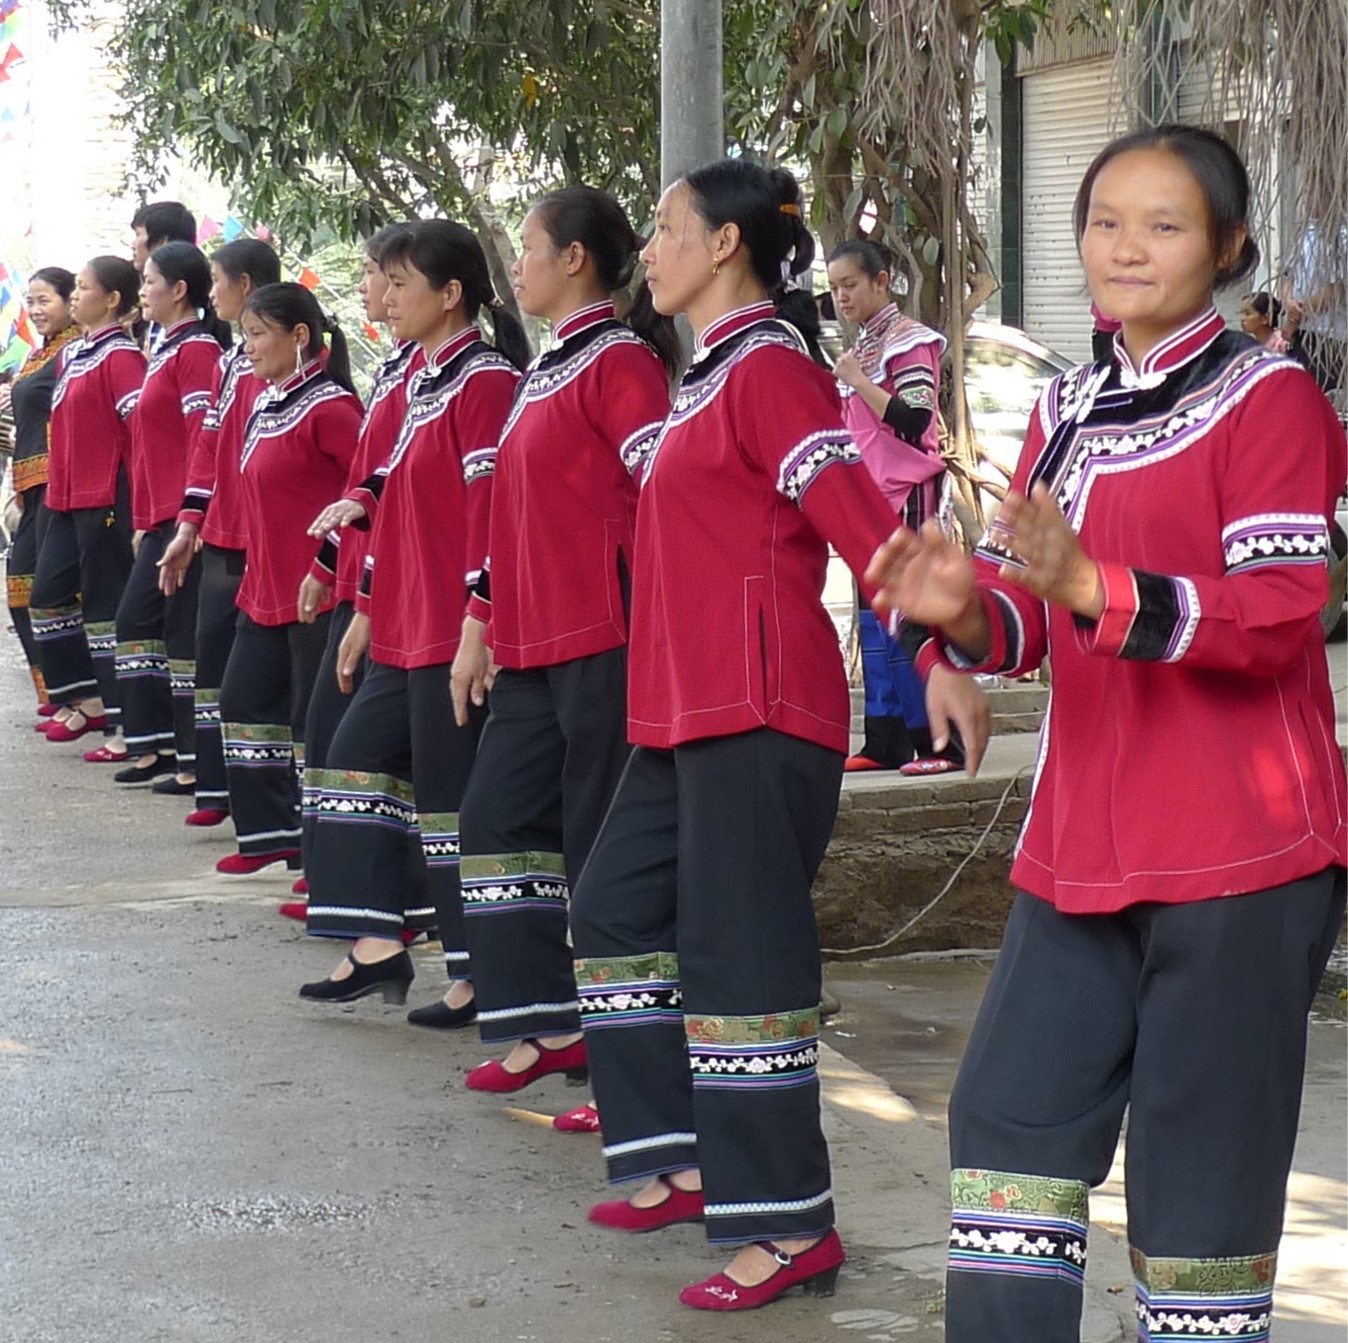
[779,203,802,217]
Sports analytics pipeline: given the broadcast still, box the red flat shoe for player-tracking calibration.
[278,900,308,922]
[588,1177,703,1232]
[898,756,959,777]
[36,702,59,718]
[843,754,886,773]
[554,1103,602,1134]
[216,849,300,876]
[34,718,58,733]
[291,876,309,895]
[679,1229,845,1311]
[185,807,230,827]
[465,1038,588,1093]
[46,711,108,743]
[83,744,128,763]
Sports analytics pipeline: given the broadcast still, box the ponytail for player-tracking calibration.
[774,288,828,367]
[483,301,532,371]
[198,300,233,350]
[321,314,356,395]
[533,186,680,376]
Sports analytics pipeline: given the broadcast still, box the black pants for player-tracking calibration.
[114,520,201,758]
[31,474,134,728]
[458,647,629,1045]
[306,659,486,976]
[300,601,363,875]
[219,612,330,858]
[194,544,245,810]
[5,483,51,693]
[944,871,1346,1343]
[571,730,843,1246]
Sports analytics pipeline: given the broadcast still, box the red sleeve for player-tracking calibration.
[306,395,364,586]
[594,341,670,480]
[733,346,898,597]
[110,346,147,468]
[177,342,220,448]
[457,366,517,606]
[178,355,226,528]
[355,553,374,616]
[1070,367,1344,674]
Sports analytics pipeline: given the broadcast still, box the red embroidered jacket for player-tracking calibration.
[466,301,670,669]
[47,325,145,512]
[236,362,363,626]
[627,303,899,753]
[178,344,266,550]
[127,319,224,529]
[309,340,423,603]
[918,308,1348,911]
[350,328,518,668]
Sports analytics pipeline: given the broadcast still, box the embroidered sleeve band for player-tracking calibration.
[776,431,863,503]
[1222,512,1330,574]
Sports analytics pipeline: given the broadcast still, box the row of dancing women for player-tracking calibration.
[9,127,1347,1333]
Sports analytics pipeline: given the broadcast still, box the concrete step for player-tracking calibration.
[849,677,1048,736]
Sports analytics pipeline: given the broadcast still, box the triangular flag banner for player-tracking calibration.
[254,223,271,241]
[197,215,221,244]
[223,215,244,242]
[298,267,320,291]
[362,322,379,342]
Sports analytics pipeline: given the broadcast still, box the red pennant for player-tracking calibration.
[298,267,320,291]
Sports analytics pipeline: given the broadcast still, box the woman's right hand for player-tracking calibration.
[157,523,199,595]
[308,498,366,539]
[336,611,371,694]
[450,615,494,727]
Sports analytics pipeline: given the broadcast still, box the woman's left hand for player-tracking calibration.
[997,483,1103,619]
[296,574,331,624]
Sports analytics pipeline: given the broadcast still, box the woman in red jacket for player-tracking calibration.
[159,238,281,827]
[296,220,525,1009]
[449,187,677,1091]
[30,259,140,753]
[568,160,987,1311]
[113,243,229,786]
[214,282,362,876]
[869,125,1346,1343]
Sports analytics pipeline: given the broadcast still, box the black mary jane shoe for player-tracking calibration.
[406,998,478,1030]
[151,775,197,796]
[299,950,414,1005]
[113,754,177,786]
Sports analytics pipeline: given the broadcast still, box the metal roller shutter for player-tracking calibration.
[1020,59,1115,362]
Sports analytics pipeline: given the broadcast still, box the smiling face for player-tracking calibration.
[1080,147,1239,361]
[827,254,889,326]
[241,309,304,384]
[640,181,718,319]
[27,279,72,339]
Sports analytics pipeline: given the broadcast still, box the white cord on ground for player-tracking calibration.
[821,765,1033,958]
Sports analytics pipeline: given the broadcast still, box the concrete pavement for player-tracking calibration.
[1,638,1344,1342]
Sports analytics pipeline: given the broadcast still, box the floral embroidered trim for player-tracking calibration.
[30,605,84,640]
[461,851,569,914]
[776,430,862,504]
[1221,513,1330,574]
[114,641,170,677]
[576,952,682,1030]
[417,812,461,866]
[686,1010,821,1091]
[193,688,222,728]
[1132,1247,1275,1341]
[308,769,416,829]
[168,659,196,697]
[5,574,33,606]
[948,1169,1089,1287]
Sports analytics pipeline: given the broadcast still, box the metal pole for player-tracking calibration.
[660,0,724,186]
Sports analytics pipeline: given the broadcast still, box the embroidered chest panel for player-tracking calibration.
[384,350,513,476]
[241,381,351,471]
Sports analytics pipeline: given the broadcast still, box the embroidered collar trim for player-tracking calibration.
[553,300,615,345]
[426,325,481,371]
[695,301,776,359]
[863,302,899,335]
[1113,307,1224,390]
[272,357,325,397]
[85,323,127,345]
[161,317,199,341]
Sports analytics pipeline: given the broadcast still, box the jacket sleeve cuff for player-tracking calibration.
[310,534,339,582]
[1073,560,1199,663]
[466,592,491,625]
